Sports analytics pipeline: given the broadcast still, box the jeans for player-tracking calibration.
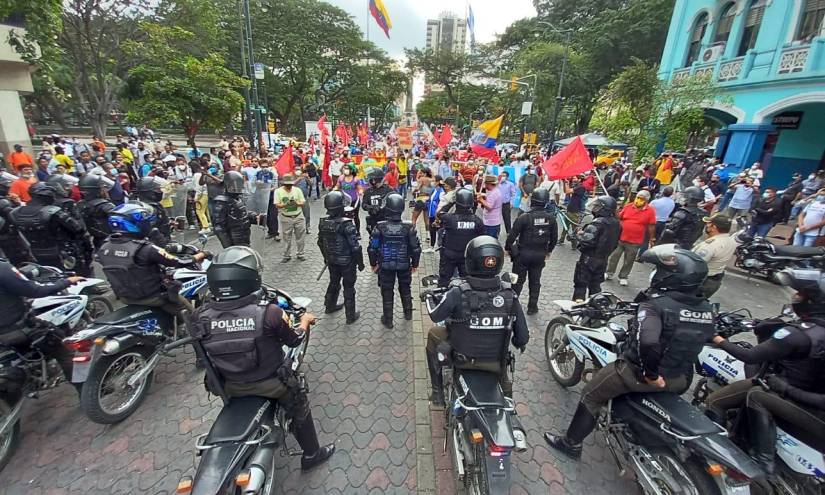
[794,232,819,246]
[607,240,641,280]
[398,182,408,198]
[502,203,512,234]
[747,222,773,238]
[483,224,501,239]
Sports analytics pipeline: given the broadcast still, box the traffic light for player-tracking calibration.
[509,77,518,91]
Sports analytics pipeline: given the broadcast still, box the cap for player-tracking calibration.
[280,174,295,185]
[703,213,732,232]
[483,175,498,185]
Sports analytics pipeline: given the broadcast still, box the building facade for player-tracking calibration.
[425,12,468,54]
[659,0,825,187]
[0,16,35,155]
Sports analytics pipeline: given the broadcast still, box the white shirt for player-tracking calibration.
[800,201,825,236]
[330,160,343,177]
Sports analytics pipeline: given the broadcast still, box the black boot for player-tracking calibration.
[325,303,344,314]
[324,286,342,314]
[344,292,359,324]
[401,295,413,320]
[747,406,777,477]
[381,289,394,329]
[543,404,596,460]
[426,350,445,407]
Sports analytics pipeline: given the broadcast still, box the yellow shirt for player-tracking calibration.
[121,148,135,165]
[54,153,75,173]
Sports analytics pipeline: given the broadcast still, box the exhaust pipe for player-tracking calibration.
[243,446,275,493]
[127,351,162,387]
[0,397,24,439]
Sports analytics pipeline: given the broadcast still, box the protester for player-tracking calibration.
[645,185,676,254]
[748,187,781,238]
[275,173,307,262]
[606,190,656,286]
[725,176,756,225]
[793,188,825,247]
[477,175,503,239]
[9,165,37,203]
[9,144,33,172]
[559,176,587,247]
[498,170,516,234]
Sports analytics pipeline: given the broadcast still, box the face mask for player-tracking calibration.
[208,167,217,174]
[817,195,825,203]
[762,192,771,199]
[809,174,816,180]
[692,179,700,187]
[343,169,351,176]
[21,171,32,178]
[634,199,646,207]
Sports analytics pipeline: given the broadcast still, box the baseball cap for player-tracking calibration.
[703,213,732,232]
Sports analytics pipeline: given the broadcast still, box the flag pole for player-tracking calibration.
[366,1,371,132]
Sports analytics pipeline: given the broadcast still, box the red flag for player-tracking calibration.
[470,145,501,163]
[541,136,593,180]
[322,141,333,188]
[317,115,330,144]
[275,146,295,177]
[358,122,368,146]
[335,124,349,143]
[437,125,453,149]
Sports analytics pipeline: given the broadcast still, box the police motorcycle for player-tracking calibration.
[0,265,111,471]
[734,233,825,281]
[545,292,763,494]
[166,285,312,495]
[420,273,524,495]
[62,228,211,424]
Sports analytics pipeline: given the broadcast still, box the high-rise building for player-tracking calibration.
[425,12,467,54]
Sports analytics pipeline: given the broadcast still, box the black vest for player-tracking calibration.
[376,220,412,270]
[318,217,355,265]
[10,204,67,259]
[672,206,705,249]
[98,236,165,299]
[191,296,282,383]
[442,212,481,256]
[518,209,555,250]
[448,279,515,362]
[587,216,621,259]
[78,198,114,241]
[363,185,391,217]
[776,322,825,393]
[624,293,715,377]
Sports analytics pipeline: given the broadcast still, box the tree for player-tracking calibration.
[405,48,484,108]
[124,25,246,147]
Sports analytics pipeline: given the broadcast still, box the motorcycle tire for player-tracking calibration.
[0,394,21,473]
[80,346,154,424]
[86,295,114,321]
[472,440,491,495]
[545,316,584,387]
[647,450,722,495]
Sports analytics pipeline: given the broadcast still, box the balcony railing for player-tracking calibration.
[718,57,744,81]
[777,46,810,74]
[672,68,691,81]
[693,63,715,79]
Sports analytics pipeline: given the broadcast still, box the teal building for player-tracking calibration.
[659,0,825,187]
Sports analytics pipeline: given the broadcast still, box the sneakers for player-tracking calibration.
[619,278,628,286]
[604,273,614,281]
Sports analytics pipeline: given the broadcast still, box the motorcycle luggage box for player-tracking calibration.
[456,369,507,408]
[615,392,721,437]
[92,305,173,329]
[770,245,825,257]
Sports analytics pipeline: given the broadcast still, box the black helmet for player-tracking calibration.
[383,193,405,216]
[640,243,708,292]
[223,171,244,194]
[681,186,704,206]
[206,246,263,300]
[454,188,474,211]
[107,201,158,237]
[367,168,385,186]
[46,174,79,198]
[531,188,550,208]
[464,235,504,278]
[137,176,167,203]
[79,173,114,199]
[28,183,57,204]
[324,190,346,218]
[591,195,617,218]
[775,268,825,317]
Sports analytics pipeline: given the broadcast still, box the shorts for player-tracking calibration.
[414,200,428,212]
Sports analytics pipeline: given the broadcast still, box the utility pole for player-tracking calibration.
[238,0,253,146]
[242,0,262,150]
[538,21,571,154]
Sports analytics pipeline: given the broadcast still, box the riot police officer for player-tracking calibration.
[10,183,91,276]
[437,188,483,287]
[46,173,94,275]
[368,193,421,329]
[213,170,263,248]
[659,186,705,249]
[706,268,825,476]
[545,245,714,459]
[77,174,116,249]
[0,171,33,265]
[98,202,205,317]
[188,246,335,471]
[318,191,364,323]
[136,176,173,246]
[505,188,558,314]
[424,236,530,406]
[571,195,621,301]
[362,168,393,236]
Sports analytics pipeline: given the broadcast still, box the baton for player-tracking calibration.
[316,263,328,281]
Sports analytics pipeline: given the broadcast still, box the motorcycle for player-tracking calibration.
[168,285,312,495]
[0,266,111,471]
[62,240,209,424]
[693,308,825,494]
[545,293,763,494]
[734,234,825,280]
[420,274,525,495]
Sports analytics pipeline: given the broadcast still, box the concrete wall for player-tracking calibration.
[0,24,34,155]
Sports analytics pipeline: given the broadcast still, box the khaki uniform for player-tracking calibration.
[692,233,737,297]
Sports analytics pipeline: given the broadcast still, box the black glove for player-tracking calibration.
[357,262,365,272]
[766,375,789,396]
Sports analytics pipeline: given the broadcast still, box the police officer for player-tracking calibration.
[213,170,263,248]
[0,171,33,266]
[368,193,421,329]
[188,246,335,471]
[545,245,715,459]
[9,183,91,276]
[77,174,116,249]
[362,168,393,236]
[46,173,94,275]
[136,176,174,246]
[571,195,620,301]
[437,188,483,287]
[318,191,364,323]
[706,268,825,476]
[98,202,205,317]
[659,186,705,249]
[424,236,530,406]
[505,188,558,314]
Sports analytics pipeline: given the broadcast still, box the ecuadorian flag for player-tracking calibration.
[470,115,504,162]
[369,0,392,38]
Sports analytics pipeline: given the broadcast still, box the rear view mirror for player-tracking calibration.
[174,216,187,231]
[421,275,439,287]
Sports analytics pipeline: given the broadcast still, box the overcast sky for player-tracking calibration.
[327,0,537,57]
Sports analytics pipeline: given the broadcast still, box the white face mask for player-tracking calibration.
[810,174,816,180]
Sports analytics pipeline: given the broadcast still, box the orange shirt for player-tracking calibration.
[9,151,34,171]
[9,177,37,203]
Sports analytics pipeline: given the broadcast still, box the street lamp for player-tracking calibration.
[537,20,572,154]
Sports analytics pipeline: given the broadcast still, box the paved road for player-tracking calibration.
[0,198,784,494]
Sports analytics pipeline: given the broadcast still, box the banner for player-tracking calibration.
[305,121,332,141]
[397,126,414,150]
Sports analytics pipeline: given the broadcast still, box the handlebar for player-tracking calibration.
[163,336,196,352]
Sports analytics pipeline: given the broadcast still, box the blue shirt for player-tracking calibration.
[438,161,452,179]
[650,197,676,222]
[498,179,517,204]
[428,186,444,218]
[730,184,754,210]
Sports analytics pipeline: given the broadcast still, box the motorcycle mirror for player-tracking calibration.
[421,275,439,287]
[292,296,312,309]
[174,216,187,231]
[781,304,796,317]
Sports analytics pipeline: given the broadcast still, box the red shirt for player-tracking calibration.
[617,203,656,245]
[385,170,399,189]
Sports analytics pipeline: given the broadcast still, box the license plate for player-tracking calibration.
[71,361,91,382]
[726,484,750,495]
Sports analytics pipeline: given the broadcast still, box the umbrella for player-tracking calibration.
[554,133,627,149]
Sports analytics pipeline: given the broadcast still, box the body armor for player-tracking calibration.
[10,204,84,269]
[374,220,413,271]
[363,185,392,218]
[0,198,31,265]
[516,209,555,251]
[213,195,252,247]
[98,236,164,299]
[448,280,515,363]
[578,217,621,259]
[441,212,482,257]
[663,206,705,249]
[774,323,825,393]
[318,217,357,266]
[78,198,115,246]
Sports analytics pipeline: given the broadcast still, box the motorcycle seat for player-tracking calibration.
[619,392,721,437]
[205,396,276,444]
[93,305,169,326]
[456,369,508,408]
[770,245,825,257]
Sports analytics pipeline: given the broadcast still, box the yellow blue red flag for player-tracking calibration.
[470,115,504,162]
[369,0,392,38]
